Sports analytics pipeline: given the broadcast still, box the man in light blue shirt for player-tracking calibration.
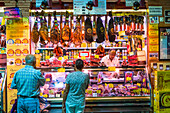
[63,59,89,113]
[11,54,45,113]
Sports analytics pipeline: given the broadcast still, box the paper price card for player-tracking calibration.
[97,90,101,94]
[43,94,48,98]
[81,56,86,60]
[149,45,159,52]
[64,56,68,60]
[74,55,78,59]
[149,38,159,45]
[95,55,99,59]
[149,24,158,30]
[58,68,65,72]
[108,67,115,71]
[108,84,114,88]
[129,52,134,56]
[126,77,131,81]
[58,57,62,61]
[137,83,141,87]
[45,56,50,60]
[137,48,141,51]
[46,78,50,82]
[149,30,158,37]
[35,50,40,54]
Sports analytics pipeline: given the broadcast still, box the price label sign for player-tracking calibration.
[35,50,40,54]
[129,52,134,55]
[46,78,50,82]
[126,77,131,81]
[58,57,62,61]
[74,55,78,59]
[108,67,116,71]
[137,83,141,87]
[64,56,68,60]
[58,68,65,72]
[95,55,99,59]
[81,56,86,60]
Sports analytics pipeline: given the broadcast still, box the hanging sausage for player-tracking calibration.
[96,16,105,43]
[85,16,93,43]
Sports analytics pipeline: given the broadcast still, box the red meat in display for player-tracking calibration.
[85,16,93,43]
[96,17,105,43]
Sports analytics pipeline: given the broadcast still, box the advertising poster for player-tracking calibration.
[6,18,30,113]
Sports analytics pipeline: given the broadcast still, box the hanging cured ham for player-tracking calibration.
[96,16,105,43]
[85,16,93,43]
[62,11,70,42]
[39,11,48,45]
[73,16,82,46]
[51,11,60,44]
[108,12,115,42]
[31,12,39,44]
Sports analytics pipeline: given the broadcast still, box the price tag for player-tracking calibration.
[58,68,65,72]
[56,94,60,97]
[93,93,97,97]
[87,90,92,94]
[137,83,141,87]
[46,78,50,82]
[1,50,4,53]
[105,83,107,86]
[129,52,134,55]
[95,55,99,59]
[49,94,55,98]
[109,84,114,88]
[143,78,146,83]
[35,50,40,54]
[108,67,116,71]
[43,94,48,98]
[97,90,101,94]
[40,93,43,96]
[64,56,68,60]
[58,57,62,61]
[137,48,141,51]
[98,78,101,83]
[81,56,86,60]
[61,91,64,95]
[126,77,131,81]
[74,55,78,59]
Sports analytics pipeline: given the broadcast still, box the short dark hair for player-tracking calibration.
[75,59,84,70]
[25,54,36,65]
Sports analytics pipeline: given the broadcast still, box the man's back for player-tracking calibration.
[66,71,89,104]
[11,65,45,97]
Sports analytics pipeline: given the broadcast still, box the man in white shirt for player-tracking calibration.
[100,50,120,67]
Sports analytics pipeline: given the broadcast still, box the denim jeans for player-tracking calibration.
[65,101,85,113]
[17,97,40,113]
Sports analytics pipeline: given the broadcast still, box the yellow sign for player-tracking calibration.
[81,56,86,60]
[74,55,78,59]
[58,68,65,72]
[7,18,30,112]
[129,52,134,56]
[58,57,62,61]
[149,38,159,45]
[149,30,158,37]
[149,45,159,51]
[119,31,125,36]
[95,55,99,59]
[108,67,115,71]
[149,24,158,30]
[64,56,68,60]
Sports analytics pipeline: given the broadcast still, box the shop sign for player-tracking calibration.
[149,44,159,52]
[125,0,140,7]
[149,6,162,16]
[149,17,159,24]
[4,7,22,18]
[149,24,158,30]
[73,0,106,15]
[149,38,159,45]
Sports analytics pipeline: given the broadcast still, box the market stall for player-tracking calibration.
[30,9,151,112]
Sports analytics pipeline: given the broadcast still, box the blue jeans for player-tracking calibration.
[17,97,40,113]
[65,101,85,113]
